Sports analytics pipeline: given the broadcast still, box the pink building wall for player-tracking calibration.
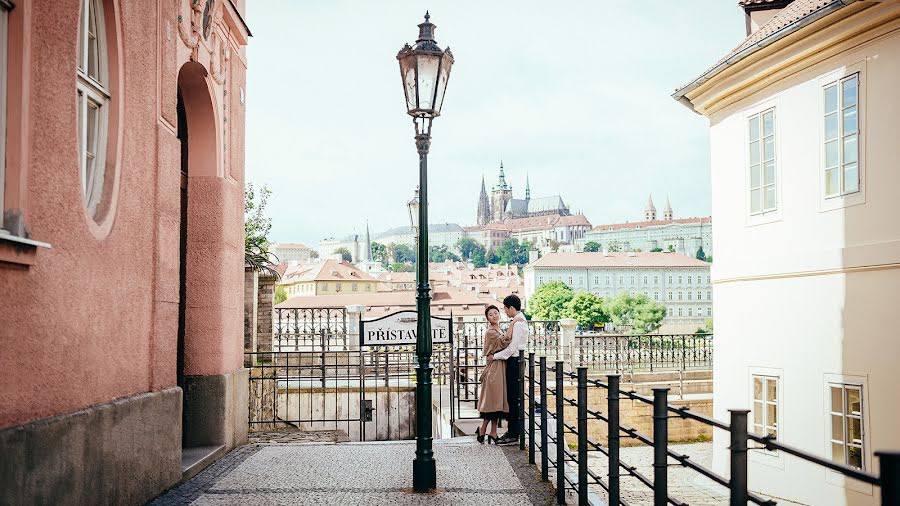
[0,0,249,444]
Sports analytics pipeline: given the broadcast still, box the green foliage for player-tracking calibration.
[650,247,663,253]
[667,244,675,252]
[274,285,287,305]
[333,247,353,262]
[429,244,461,263]
[244,183,279,278]
[563,292,608,329]
[603,292,666,334]
[310,250,320,259]
[495,238,530,265]
[371,242,387,264]
[548,239,560,253]
[391,243,416,264]
[608,243,621,252]
[471,246,488,268]
[696,317,714,334]
[528,281,574,321]
[583,241,601,252]
[391,262,415,272]
[696,246,707,261]
[705,255,713,263]
[457,238,481,260]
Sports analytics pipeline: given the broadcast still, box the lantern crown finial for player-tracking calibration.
[416,11,439,50]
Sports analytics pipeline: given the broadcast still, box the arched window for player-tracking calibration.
[77,0,110,217]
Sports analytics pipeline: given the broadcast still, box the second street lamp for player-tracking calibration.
[397,11,453,493]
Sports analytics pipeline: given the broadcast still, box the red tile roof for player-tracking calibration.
[529,252,710,269]
[470,214,592,233]
[276,287,489,316]
[591,217,711,232]
[281,259,377,283]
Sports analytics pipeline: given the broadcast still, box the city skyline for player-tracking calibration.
[246,1,746,245]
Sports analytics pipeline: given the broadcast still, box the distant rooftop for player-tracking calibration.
[529,252,710,269]
[592,216,711,232]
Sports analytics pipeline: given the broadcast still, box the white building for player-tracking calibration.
[674,1,900,504]
[523,252,712,328]
[270,243,316,264]
[579,196,713,258]
[373,223,466,252]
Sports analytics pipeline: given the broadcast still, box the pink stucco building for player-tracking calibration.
[0,1,251,503]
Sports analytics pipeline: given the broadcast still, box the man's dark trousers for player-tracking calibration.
[504,355,521,437]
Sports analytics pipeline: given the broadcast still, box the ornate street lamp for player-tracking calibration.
[407,186,420,233]
[397,11,453,493]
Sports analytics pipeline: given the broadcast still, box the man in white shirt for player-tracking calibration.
[486,294,527,445]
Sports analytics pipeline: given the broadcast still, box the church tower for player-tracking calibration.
[644,194,657,221]
[525,174,531,201]
[490,161,513,223]
[663,196,673,221]
[477,175,491,226]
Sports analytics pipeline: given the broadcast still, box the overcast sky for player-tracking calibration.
[245,1,746,246]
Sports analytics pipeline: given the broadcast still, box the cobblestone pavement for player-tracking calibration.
[150,437,557,505]
[248,430,350,444]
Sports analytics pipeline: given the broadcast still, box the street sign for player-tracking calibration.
[360,310,452,346]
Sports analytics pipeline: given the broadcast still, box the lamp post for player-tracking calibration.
[397,11,453,493]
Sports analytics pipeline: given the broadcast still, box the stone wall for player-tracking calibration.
[256,274,276,353]
[244,269,258,360]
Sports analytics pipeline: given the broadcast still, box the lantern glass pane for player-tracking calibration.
[433,53,453,115]
[399,55,418,113]
[416,54,440,111]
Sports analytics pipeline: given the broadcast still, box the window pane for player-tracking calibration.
[762,111,774,136]
[766,378,777,402]
[831,415,844,441]
[825,168,840,196]
[87,0,100,80]
[848,417,862,444]
[824,84,838,114]
[765,186,776,209]
[843,163,859,194]
[847,388,861,415]
[749,117,760,141]
[824,112,839,140]
[842,135,858,164]
[848,446,862,469]
[767,425,777,438]
[832,442,845,463]
[842,105,858,134]
[842,77,858,107]
[753,379,762,401]
[749,140,760,165]
[831,386,843,412]
[767,403,777,426]
[78,2,87,71]
[763,136,775,161]
[825,140,839,168]
[750,189,761,213]
[750,164,761,189]
[764,161,775,186]
[753,423,764,435]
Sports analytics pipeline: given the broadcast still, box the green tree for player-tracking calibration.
[696,246,707,261]
[528,281,574,321]
[333,247,352,262]
[471,246,488,268]
[274,285,287,305]
[244,183,279,277]
[457,238,481,260]
[548,239,561,253]
[487,251,500,264]
[650,247,663,253]
[583,241,601,252]
[391,243,416,263]
[371,242,387,264]
[705,255,713,263]
[667,244,675,253]
[495,238,529,265]
[604,292,666,334]
[563,292,608,329]
[429,244,461,263]
[310,250,320,259]
[391,262,415,272]
[608,243,621,252]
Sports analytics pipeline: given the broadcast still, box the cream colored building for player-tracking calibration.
[674,1,900,504]
[524,252,711,328]
[279,259,379,297]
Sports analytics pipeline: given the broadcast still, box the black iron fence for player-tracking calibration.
[521,352,900,505]
[246,343,452,441]
[273,307,348,351]
[572,334,712,374]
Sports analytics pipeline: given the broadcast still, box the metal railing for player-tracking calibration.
[521,352,900,505]
[273,307,348,351]
[572,333,712,374]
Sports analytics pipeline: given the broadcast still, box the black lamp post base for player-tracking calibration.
[412,457,437,492]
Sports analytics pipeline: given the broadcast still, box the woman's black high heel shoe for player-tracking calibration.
[476,427,485,444]
[488,435,499,445]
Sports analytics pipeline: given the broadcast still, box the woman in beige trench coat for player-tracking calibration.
[476,305,511,444]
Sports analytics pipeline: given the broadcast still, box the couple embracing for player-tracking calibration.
[475,294,526,446]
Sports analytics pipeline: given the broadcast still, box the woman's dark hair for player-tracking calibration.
[484,304,499,318]
[502,294,521,311]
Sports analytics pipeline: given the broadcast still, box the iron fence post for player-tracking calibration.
[540,356,549,482]
[520,349,526,450]
[577,366,588,506]
[729,409,749,506]
[556,360,566,504]
[653,388,669,506]
[877,451,900,505]
[529,352,536,465]
[607,374,620,505]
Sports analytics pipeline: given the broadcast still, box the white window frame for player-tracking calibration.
[828,383,865,470]
[749,366,784,468]
[822,74,860,199]
[818,62,866,213]
[823,373,872,493]
[77,0,110,217]
[747,108,777,216]
[744,98,782,227]
[751,374,779,440]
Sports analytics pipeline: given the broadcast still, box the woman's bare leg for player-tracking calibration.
[489,419,498,438]
[479,419,489,436]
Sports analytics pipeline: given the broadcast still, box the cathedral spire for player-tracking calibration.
[644,194,657,221]
[477,174,491,226]
[497,160,508,190]
[365,221,372,262]
[663,196,673,221]
[525,174,531,201]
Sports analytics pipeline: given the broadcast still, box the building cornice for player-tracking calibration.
[683,2,900,117]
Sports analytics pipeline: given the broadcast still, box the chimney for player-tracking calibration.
[528,250,539,264]
[740,0,794,36]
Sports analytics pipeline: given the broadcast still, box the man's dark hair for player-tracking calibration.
[484,304,499,318]
[502,294,521,311]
